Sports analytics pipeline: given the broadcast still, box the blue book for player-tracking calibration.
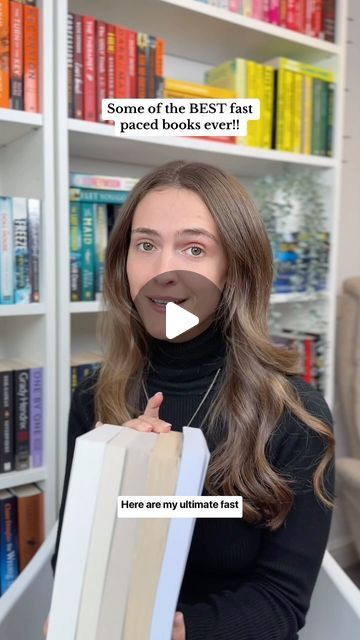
[0,490,19,595]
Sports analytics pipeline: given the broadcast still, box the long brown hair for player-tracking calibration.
[94,160,335,530]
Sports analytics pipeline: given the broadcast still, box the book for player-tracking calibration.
[10,483,44,571]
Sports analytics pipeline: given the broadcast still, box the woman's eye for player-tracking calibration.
[138,242,154,252]
[185,246,204,257]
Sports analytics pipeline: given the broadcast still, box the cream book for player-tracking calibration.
[47,426,125,640]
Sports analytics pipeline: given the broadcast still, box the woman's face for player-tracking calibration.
[126,187,228,341]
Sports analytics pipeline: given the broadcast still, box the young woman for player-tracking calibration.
[49,160,335,640]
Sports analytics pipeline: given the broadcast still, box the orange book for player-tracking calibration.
[0,0,10,108]
[10,0,23,110]
[155,37,164,98]
[24,2,39,112]
[11,484,45,571]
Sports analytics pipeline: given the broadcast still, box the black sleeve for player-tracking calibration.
[177,380,335,640]
[51,379,96,574]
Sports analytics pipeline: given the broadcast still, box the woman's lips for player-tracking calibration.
[147,297,187,314]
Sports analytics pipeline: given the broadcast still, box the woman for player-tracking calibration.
[49,160,335,640]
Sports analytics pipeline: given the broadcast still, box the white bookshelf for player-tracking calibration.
[0,0,56,547]
[55,0,348,503]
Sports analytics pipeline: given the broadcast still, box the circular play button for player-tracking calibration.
[132,271,223,342]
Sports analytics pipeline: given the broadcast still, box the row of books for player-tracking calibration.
[271,329,326,393]
[205,56,335,155]
[0,483,44,595]
[0,196,41,305]
[0,0,40,112]
[69,173,138,302]
[71,353,101,395]
[0,361,43,474]
[48,425,209,639]
[197,0,336,42]
[273,230,329,293]
[67,13,164,121]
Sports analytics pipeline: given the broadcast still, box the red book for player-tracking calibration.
[23,2,39,112]
[127,29,137,98]
[155,37,164,98]
[106,23,115,99]
[96,20,106,122]
[115,25,128,98]
[323,0,336,42]
[10,0,23,110]
[287,0,305,32]
[82,15,96,121]
[279,0,287,27]
[73,14,83,119]
[311,0,323,38]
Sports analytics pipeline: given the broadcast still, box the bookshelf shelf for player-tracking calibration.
[68,119,336,178]
[0,109,43,147]
[0,304,46,317]
[69,0,339,66]
[0,467,47,492]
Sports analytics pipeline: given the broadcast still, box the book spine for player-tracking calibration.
[262,65,273,149]
[301,74,313,154]
[0,493,19,593]
[71,365,78,394]
[15,490,44,570]
[279,0,287,27]
[67,13,74,118]
[81,202,96,301]
[82,15,96,121]
[96,20,107,122]
[69,187,129,204]
[293,72,302,153]
[23,3,39,112]
[106,23,115,98]
[312,78,322,154]
[30,366,43,467]
[155,37,164,98]
[147,34,156,98]
[275,69,285,150]
[311,0,323,37]
[0,197,14,304]
[323,0,335,42]
[283,70,294,152]
[326,81,334,157]
[27,198,40,303]
[128,29,137,98]
[14,366,30,470]
[13,197,31,304]
[95,203,108,300]
[137,32,147,99]
[70,201,82,302]
[0,369,14,472]
[0,0,10,108]
[10,0,23,110]
[73,14,83,119]
[252,0,263,19]
[70,173,138,190]
[269,0,280,24]
[115,26,127,98]
[319,79,328,156]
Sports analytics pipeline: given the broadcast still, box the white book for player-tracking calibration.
[47,425,123,640]
[76,428,141,640]
[96,429,158,639]
[149,426,210,640]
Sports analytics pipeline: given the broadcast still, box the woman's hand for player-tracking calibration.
[172,611,186,640]
[96,391,172,433]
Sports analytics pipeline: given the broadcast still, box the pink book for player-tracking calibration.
[270,0,280,25]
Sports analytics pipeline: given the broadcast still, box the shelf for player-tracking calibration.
[0,109,43,147]
[72,0,339,65]
[70,291,329,314]
[68,119,336,178]
[0,467,47,491]
[0,304,46,317]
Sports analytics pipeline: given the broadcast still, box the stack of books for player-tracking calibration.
[47,425,210,640]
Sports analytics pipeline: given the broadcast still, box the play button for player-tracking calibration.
[166,302,199,340]
[131,270,223,342]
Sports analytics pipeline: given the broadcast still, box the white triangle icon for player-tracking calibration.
[165,302,199,339]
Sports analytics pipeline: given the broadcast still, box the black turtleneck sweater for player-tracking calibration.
[51,323,335,640]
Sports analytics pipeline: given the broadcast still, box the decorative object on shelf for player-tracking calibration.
[254,165,330,296]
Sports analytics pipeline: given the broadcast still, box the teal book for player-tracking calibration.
[81,202,96,301]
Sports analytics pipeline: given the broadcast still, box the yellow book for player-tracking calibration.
[246,60,259,147]
[283,70,294,152]
[262,65,274,149]
[302,75,313,155]
[204,58,247,144]
[164,89,236,98]
[164,78,235,98]
[265,56,335,83]
[293,72,303,153]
